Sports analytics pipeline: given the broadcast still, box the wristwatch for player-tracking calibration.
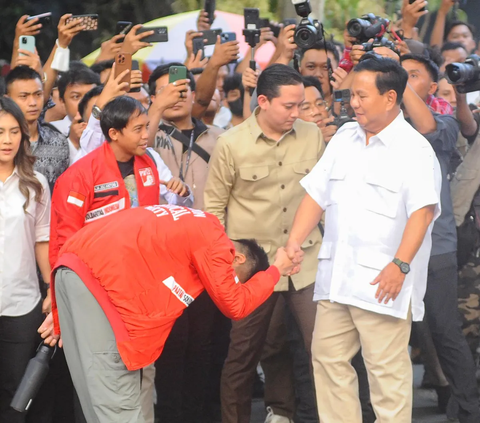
[92,105,102,120]
[392,258,410,274]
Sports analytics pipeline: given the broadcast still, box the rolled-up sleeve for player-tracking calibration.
[35,173,51,242]
[424,114,459,155]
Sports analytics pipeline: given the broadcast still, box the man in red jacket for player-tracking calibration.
[40,204,297,423]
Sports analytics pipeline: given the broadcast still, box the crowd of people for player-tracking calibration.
[2,0,480,422]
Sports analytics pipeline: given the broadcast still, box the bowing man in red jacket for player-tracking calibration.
[40,204,300,423]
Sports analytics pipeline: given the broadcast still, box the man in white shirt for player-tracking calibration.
[287,55,442,422]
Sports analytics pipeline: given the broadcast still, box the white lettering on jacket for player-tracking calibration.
[162,276,194,307]
[85,198,126,223]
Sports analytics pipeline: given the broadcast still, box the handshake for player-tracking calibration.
[273,244,304,277]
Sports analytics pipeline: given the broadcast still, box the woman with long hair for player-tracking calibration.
[0,96,51,422]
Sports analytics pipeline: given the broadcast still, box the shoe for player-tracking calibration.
[264,407,293,423]
[435,385,451,414]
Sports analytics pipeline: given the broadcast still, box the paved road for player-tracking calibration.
[250,364,457,423]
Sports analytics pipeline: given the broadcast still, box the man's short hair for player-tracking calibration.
[58,67,101,100]
[148,62,196,96]
[400,54,440,83]
[232,239,270,281]
[5,66,42,93]
[223,73,244,98]
[302,75,324,98]
[257,64,303,101]
[78,85,104,121]
[90,60,114,75]
[355,55,408,105]
[298,40,340,64]
[446,21,476,41]
[100,96,146,142]
[441,41,468,54]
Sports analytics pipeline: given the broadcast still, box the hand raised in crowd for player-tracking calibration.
[401,0,428,35]
[122,24,153,55]
[242,67,259,90]
[96,34,125,62]
[439,0,456,15]
[371,262,406,304]
[279,245,304,276]
[38,312,62,348]
[373,46,400,62]
[197,9,214,31]
[69,113,87,145]
[395,40,411,56]
[160,177,189,197]
[14,49,43,75]
[95,63,130,110]
[57,14,85,49]
[130,69,144,91]
[351,44,366,66]
[185,50,209,70]
[278,24,297,61]
[258,27,276,48]
[15,15,42,38]
[185,30,204,58]
[151,79,190,113]
[209,36,240,68]
[320,117,338,143]
[331,67,348,90]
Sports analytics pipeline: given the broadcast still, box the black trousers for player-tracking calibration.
[0,301,43,423]
[155,292,217,423]
[425,252,480,423]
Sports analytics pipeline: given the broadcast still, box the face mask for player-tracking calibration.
[228,98,244,117]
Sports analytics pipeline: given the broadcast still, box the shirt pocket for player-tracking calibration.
[364,171,401,218]
[238,166,270,199]
[326,166,347,206]
[352,249,394,308]
[293,159,318,177]
[315,241,333,296]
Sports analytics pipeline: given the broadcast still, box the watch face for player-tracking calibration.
[400,263,410,274]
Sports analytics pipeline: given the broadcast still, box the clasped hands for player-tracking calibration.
[273,243,304,277]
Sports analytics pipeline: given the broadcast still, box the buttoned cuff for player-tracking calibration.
[266,266,281,283]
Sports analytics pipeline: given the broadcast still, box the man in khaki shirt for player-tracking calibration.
[204,64,325,423]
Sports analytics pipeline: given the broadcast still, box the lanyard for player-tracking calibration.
[166,129,194,182]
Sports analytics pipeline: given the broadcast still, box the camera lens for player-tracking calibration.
[295,27,314,49]
[22,37,27,44]
[446,62,478,84]
[348,22,362,37]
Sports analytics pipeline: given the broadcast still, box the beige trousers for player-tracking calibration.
[312,300,412,423]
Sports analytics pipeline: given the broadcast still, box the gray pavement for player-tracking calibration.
[250,364,457,423]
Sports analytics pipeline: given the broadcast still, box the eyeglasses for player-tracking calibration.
[301,100,328,113]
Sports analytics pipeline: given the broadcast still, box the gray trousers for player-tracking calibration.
[55,267,146,423]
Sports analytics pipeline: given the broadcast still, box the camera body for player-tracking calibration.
[446,54,480,94]
[328,90,355,128]
[292,0,323,49]
[362,37,399,55]
[347,14,389,44]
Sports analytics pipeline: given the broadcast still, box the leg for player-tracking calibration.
[261,295,295,419]
[140,364,155,423]
[425,253,480,423]
[221,293,279,423]
[351,305,413,423]
[55,267,144,423]
[311,301,362,423]
[0,301,43,423]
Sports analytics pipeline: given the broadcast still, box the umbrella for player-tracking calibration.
[82,10,276,74]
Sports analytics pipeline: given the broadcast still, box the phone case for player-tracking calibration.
[115,53,132,87]
[19,36,35,55]
[169,66,188,84]
[221,32,236,43]
[204,0,216,24]
[202,29,222,46]
[129,60,141,93]
[137,27,168,43]
[192,37,205,60]
[66,14,99,31]
[26,12,52,27]
[116,21,133,35]
[244,8,260,29]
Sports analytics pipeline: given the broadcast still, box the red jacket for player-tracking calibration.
[52,205,280,371]
[49,142,160,267]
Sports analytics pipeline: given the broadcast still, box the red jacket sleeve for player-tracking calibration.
[49,170,92,268]
[191,221,279,320]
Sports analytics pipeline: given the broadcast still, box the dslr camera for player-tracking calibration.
[347,13,389,44]
[446,55,480,94]
[292,0,323,49]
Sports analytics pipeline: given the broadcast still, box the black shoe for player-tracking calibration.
[435,385,451,414]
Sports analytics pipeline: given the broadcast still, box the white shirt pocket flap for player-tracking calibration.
[317,241,332,259]
[356,249,392,271]
[365,172,401,193]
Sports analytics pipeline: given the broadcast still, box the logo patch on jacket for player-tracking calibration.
[94,181,119,192]
[139,168,155,187]
[85,198,126,223]
[67,191,86,208]
[162,276,194,307]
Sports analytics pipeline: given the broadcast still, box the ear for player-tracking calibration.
[150,95,156,103]
[108,127,119,142]
[191,91,196,102]
[385,89,398,111]
[257,94,270,110]
[233,251,247,265]
[428,82,438,97]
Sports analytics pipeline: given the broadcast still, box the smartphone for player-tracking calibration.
[26,12,52,28]
[204,0,216,25]
[65,14,99,31]
[129,60,141,93]
[19,36,35,56]
[244,8,260,29]
[202,28,222,45]
[192,37,205,60]
[116,21,132,35]
[221,32,236,43]
[169,65,187,84]
[409,0,426,12]
[137,26,168,43]
[115,53,132,87]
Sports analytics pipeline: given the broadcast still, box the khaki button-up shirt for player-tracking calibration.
[204,111,326,291]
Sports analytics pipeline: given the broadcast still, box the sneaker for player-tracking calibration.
[264,407,293,423]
